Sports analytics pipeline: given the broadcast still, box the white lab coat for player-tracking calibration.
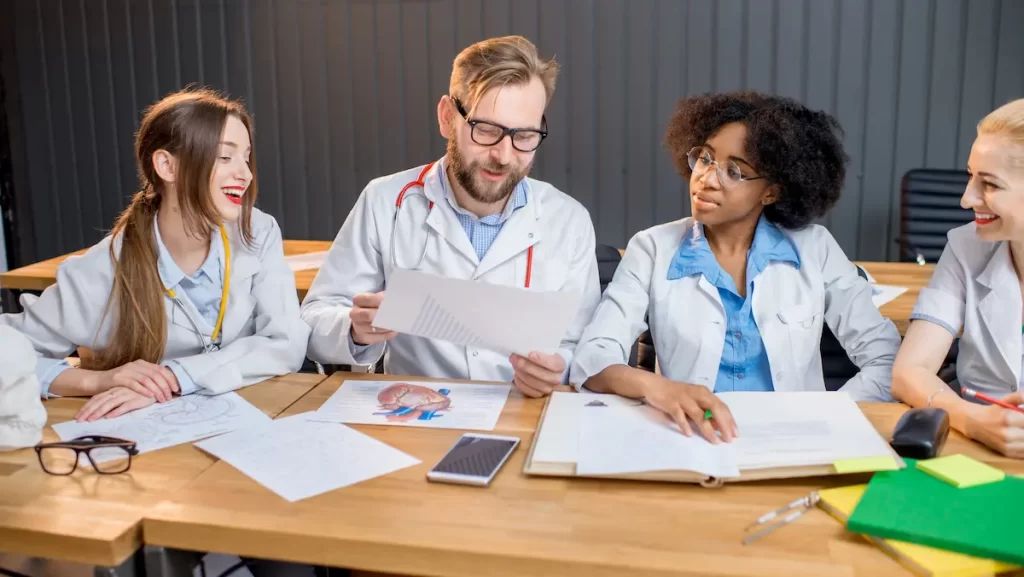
[0,326,46,451]
[911,223,1023,398]
[301,160,601,382]
[0,208,310,396]
[570,218,902,401]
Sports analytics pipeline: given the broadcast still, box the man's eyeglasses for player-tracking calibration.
[34,435,139,475]
[687,146,765,188]
[450,97,548,153]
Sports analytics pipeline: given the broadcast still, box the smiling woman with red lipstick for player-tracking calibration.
[893,99,1024,459]
[570,92,902,441]
[0,87,309,420]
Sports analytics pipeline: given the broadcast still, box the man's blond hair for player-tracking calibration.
[449,35,558,115]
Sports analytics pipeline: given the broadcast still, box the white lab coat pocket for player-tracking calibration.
[776,303,822,375]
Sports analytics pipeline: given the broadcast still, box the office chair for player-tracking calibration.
[897,168,972,263]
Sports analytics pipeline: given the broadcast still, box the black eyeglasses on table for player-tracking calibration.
[34,435,139,475]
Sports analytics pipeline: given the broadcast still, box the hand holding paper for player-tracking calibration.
[372,269,581,357]
[510,352,565,398]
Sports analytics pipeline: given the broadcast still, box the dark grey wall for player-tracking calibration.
[2,0,1023,267]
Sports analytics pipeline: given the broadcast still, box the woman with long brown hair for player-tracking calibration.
[1,87,309,420]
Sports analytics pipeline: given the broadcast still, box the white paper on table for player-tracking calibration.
[870,284,908,308]
[195,413,421,502]
[284,251,328,272]
[372,268,581,356]
[530,391,649,465]
[576,405,740,478]
[51,392,270,463]
[309,379,511,431]
[719,392,895,470]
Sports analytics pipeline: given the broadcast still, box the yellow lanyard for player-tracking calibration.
[163,224,232,343]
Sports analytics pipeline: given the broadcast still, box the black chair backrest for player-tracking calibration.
[596,244,622,292]
[899,168,972,263]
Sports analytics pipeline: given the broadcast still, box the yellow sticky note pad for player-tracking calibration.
[833,456,902,474]
[916,454,1006,489]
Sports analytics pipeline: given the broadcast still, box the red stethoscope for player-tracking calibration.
[392,162,534,288]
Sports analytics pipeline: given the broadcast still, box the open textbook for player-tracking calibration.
[525,391,903,484]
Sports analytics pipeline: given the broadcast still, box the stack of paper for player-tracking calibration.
[196,414,421,502]
[529,391,899,481]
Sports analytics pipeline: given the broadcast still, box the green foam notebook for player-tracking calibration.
[847,459,1024,565]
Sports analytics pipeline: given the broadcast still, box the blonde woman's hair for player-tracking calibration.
[978,98,1024,167]
[449,35,559,114]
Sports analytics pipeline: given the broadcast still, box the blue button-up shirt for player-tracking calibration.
[438,158,528,261]
[37,224,222,397]
[666,216,801,393]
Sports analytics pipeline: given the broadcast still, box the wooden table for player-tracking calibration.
[0,373,326,569]
[2,245,932,334]
[856,262,935,336]
[0,240,333,301]
[143,373,1022,577]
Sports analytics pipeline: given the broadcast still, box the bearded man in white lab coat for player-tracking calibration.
[301,36,600,397]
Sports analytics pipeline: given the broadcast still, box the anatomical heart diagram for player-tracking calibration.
[374,383,452,422]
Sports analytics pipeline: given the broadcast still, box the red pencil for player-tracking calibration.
[963,387,1024,414]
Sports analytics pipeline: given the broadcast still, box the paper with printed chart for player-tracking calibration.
[195,413,421,502]
[51,392,270,463]
[371,268,581,356]
[284,250,328,271]
[309,379,511,431]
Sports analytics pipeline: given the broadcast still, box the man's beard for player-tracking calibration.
[447,136,531,205]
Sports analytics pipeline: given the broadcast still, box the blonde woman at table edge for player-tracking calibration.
[570,92,903,442]
[0,87,309,421]
[893,98,1024,459]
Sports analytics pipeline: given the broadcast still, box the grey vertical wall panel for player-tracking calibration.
[924,0,965,169]
[3,0,1024,268]
[595,0,627,247]
[375,2,406,174]
[400,1,434,170]
[776,0,807,102]
[567,0,597,214]
[324,0,358,215]
[426,0,456,163]
[993,0,1024,108]
[273,0,309,237]
[715,0,745,93]
[887,0,932,261]
[857,0,902,260]
[624,0,656,241]
[106,0,141,204]
[745,0,775,93]
[955,0,999,168]
[652,0,687,222]
[43,0,86,250]
[829,0,869,254]
[298,1,332,237]
[537,0,569,192]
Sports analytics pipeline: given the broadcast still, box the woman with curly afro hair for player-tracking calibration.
[569,92,902,442]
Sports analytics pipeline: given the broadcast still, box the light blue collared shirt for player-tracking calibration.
[38,224,222,397]
[437,158,529,261]
[666,215,801,393]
